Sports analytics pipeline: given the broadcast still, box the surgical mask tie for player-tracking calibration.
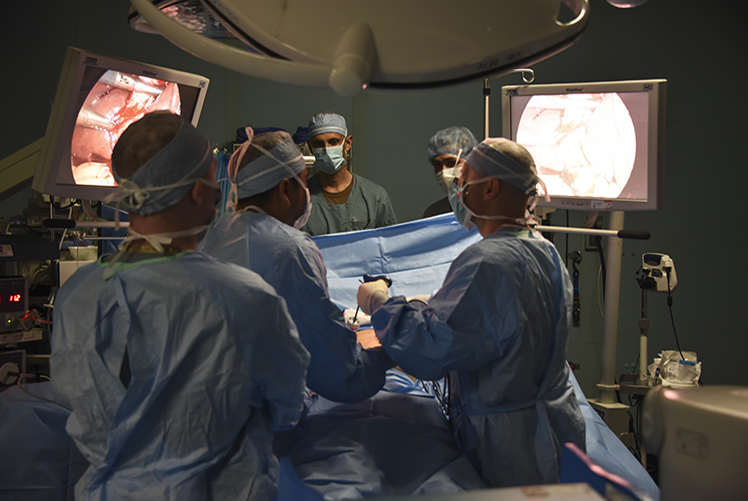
[226,132,309,227]
[248,142,311,229]
[106,121,214,226]
[449,176,539,230]
[104,153,216,231]
[103,217,216,279]
[313,144,346,174]
[225,127,256,213]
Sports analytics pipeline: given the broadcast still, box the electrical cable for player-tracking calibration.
[3,376,71,411]
[597,265,605,318]
[596,237,606,296]
[632,353,640,375]
[58,204,75,250]
[665,268,685,361]
[17,375,73,412]
[565,210,569,269]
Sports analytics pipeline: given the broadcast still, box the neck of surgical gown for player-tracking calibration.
[50,251,310,501]
[200,212,390,403]
[371,227,586,488]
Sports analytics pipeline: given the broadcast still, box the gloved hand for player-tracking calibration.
[357,279,390,315]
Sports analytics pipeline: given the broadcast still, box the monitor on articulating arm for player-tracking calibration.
[32,47,210,202]
[501,79,666,212]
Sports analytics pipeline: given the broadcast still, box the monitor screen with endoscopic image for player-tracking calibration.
[502,79,666,211]
[33,47,210,202]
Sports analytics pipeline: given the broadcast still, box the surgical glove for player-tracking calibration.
[357,280,390,315]
[343,307,371,331]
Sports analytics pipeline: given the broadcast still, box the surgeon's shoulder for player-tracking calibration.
[261,215,320,256]
[55,260,111,306]
[354,174,389,195]
[456,234,520,275]
[179,251,275,292]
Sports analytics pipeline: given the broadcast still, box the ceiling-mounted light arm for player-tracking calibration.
[329,22,376,97]
[129,0,332,89]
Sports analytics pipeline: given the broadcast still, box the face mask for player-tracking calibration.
[313,145,346,174]
[448,177,537,231]
[448,178,476,231]
[294,185,312,229]
[435,167,459,194]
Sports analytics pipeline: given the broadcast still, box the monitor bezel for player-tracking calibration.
[501,79,666,211]
[32,47,210,201]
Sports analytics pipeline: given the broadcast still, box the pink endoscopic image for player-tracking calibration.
[517,92,636,199]
[70,70,181,186]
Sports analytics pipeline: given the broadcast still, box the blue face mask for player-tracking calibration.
[312,145,346,174]
[447,178,476,231]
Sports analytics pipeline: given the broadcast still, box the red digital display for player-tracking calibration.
[0,277,26,313]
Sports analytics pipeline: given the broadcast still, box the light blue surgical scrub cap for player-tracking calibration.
[427,126,478,161]
[226,128,306,211]
[465,138,545,196]
[110,118,213,215]
[308,113,348,138]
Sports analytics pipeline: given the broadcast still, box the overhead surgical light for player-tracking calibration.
[605,0,652,8]
[128,0,589,97]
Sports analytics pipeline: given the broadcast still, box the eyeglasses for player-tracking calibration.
[431,157,464,170]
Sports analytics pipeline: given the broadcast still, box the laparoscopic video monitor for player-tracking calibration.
[502,79,666,211]
[33,47,210,201]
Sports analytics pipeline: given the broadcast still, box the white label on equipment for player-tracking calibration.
[0,245,14,257]
[591,201,613,210]
[0,329,43,345]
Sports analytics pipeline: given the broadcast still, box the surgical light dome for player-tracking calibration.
[128,0,589,97]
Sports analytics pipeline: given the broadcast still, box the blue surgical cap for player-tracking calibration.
[308,113,348,139]
[427,126,478,161]
[229,129,306,203]
[112,118,213,215]
[465,138,540,195]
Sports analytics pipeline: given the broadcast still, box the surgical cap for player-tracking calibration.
[112,118,213,215]
[308,113,348,139]
[427,126,478,161]
[465,138,540,195]
[230,129,306,200]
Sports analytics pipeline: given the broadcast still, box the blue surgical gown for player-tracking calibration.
[371,227,586,488]
[50,251,310,501]
[302,174,397,236]
[200,212,391,403]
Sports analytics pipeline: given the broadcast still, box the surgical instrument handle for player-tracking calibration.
[363,274,393,287]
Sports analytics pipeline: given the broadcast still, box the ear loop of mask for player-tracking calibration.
[457,173,548,228]
[225,131,307,213]
[224,127,255,213]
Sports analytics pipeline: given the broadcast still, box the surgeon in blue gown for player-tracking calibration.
[51,112,310,501]
[358,137,586,488]
[199,128,391,403]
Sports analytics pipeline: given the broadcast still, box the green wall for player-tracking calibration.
[2,0,747,395]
